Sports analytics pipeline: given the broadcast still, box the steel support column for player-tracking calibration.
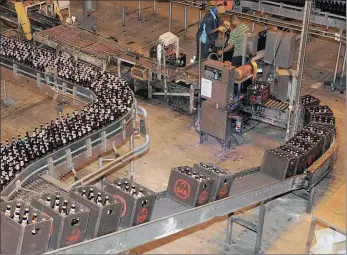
[122,0,125,26]
[169,0,173,32]
[305,217,317,254]
[289,0,312,138]
[138,0,142,21]
[306,187,316,213]
[226,212,234,244]
[197,39,202,129]
[332,41,342,86]
[339,48,346,87]
[184,4,188,37]
[254,202,266,254]
[129,134,135,181]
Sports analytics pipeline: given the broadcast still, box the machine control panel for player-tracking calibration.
[204,65,223,81]
[201,60,235,109]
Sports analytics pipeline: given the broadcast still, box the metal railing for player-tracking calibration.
[0,57,149,201]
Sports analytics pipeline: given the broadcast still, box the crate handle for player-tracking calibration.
[202,184,207,189]
[107,209,113,215]
[31,228,40,235]
[141,200,148,207]
[224,179,227,184]
[71,217,80,227]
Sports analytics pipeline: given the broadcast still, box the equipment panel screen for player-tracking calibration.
[204,66,222,81]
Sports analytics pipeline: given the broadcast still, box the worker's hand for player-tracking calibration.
[223,21,231,29]
[218,26,227,33]
[217,50,223,56]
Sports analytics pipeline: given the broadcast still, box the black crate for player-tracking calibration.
[69,186,122,239]
[278,145,307,175]
[193,163,234,201]
[1,200,53,254]
[310,115,336,127]
[301,95,320,106]
[247,81,271,105]
[167,166,215,207]
[304,123,335,154]
[304,105,334,125]
[103,179,156,228]
[295,130,325,160]
[31,192,90,250]
[260,149,298,180]
[286,137,316,168]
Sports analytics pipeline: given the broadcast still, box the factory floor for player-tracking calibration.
[0,1,345,254]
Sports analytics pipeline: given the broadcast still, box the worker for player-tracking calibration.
[195,4,227,61]
[218,15,250,67]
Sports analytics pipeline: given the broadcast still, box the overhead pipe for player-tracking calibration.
[70,106,149,187]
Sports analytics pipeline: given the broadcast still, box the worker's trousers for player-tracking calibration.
[196,38,211,61]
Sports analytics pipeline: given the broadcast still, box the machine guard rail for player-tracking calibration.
[46,137,338,254]
[0,57,150,201]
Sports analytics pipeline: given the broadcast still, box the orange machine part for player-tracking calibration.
[210,0,234,11]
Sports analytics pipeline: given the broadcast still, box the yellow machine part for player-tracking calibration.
[251,61,257,80]
[15,2,32,41]
[210,1,234,11]
[53,0,63,21]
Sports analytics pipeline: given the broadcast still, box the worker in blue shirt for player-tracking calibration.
[196,4,227,61]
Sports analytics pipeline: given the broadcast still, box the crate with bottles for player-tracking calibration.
[69,185,122,238]
[0,200,53,254]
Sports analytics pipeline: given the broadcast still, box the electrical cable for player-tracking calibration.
[264,27,293,81]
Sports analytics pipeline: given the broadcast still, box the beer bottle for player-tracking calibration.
[4,205,11,217]
[21,215,28,226]
[13,211,20,222]
[69,204,76,214]
[104,196,110,206]
[96,196,103,206]
[46,196,52,206]
[31,213,38,224]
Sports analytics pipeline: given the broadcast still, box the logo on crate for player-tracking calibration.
[198,190,208,205]
[113,194,127,217]
[65,228,80,245]
[42,212,54,237]
[249,95,257,104]
[218,185,228,198]
[262,88,269,101]
[174,179,191,199]
[136,208,148,223]
[307,155,313,167]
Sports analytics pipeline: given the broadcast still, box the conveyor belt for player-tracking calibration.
[34,24,122,60]
[46,141,338,254]
[0,3,60,31]
[47,171,304,254]
[230,172,278,195]
[0,36,338,254]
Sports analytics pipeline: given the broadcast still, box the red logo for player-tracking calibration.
[307,155,313,167]
[42,212,54,237]
[174,179,191,200]
[249,95,257,104]
[66,228,80,245]
[198,190,208,205]
[218,185,228,198]
[262,88,269,101]
[113,194,126,217]
[136,208,148,223]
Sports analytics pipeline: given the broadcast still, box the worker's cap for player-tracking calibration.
[216,3,226,14]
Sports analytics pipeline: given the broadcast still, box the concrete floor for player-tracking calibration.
[0,1,346,254]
